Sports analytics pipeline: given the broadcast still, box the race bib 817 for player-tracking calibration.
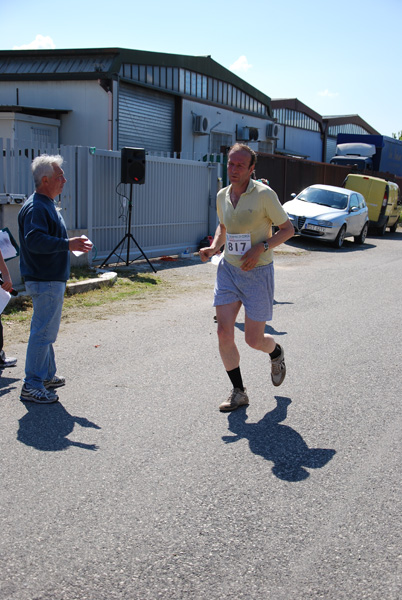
[226,233,251,255]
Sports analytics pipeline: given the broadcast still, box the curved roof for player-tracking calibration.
[0,47,272,111]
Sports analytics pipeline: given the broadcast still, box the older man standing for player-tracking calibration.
[18,154,92,404]
[200,143,294,411]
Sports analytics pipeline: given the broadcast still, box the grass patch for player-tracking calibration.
[3,269,165,324]
[69,265,98,281]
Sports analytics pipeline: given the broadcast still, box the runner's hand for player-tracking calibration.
[240,244,264,271]
[199,247,217,263]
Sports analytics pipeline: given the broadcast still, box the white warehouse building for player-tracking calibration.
[0,47,279,158]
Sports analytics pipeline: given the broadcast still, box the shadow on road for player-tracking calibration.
[234,322,287,337]
[222,396,336,481]
[17,401,101,452]
[0,373,20,398]
[285,236,376,253]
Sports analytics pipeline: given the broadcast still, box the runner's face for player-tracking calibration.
[227,150,254,187]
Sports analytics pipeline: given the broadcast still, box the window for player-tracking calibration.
[197,73,202,97]
[185,70,191,94]
[120,62,269,116]
[166,67,172,89]
[211,132,232,154]
[213,79,218,102]
[160,67,166,87]
[208,77,213,101]
[350,194,359,210]
[273,108,320,131]
[173,68,179,91]
[223,83,228,105]
[202,75,207,99]
[179,68,185,93]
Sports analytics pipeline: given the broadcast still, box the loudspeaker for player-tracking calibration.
[121,147,146,184]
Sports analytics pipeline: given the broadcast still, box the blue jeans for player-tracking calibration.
[24,281,66,389]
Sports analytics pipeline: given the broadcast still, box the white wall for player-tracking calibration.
[277,126,322,161]
[181,99,274,159]
[0,81,110,149]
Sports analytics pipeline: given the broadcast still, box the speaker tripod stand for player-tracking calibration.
[100,184,156,273]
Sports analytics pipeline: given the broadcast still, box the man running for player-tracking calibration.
[200,143,294,411]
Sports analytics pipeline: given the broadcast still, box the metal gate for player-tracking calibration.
[0,140,218,266]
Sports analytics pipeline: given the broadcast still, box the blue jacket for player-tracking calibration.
[18,193,70,282]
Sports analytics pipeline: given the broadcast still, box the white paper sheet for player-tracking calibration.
[0,230,17,260]
[0,287,11,314]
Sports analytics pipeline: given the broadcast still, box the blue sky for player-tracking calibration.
[1,0,401,136]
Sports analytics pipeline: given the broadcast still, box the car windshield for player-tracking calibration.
[297,188,348,210]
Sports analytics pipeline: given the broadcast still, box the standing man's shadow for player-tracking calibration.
[17,401,101,451]
[222,397,336,481]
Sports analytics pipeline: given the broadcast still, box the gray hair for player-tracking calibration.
[31,154,64,188]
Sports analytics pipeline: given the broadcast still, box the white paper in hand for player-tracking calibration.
[211,253,223,265]
[0,287,11,314]
[72,235,93,257]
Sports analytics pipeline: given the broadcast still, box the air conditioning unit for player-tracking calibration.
[266,123,281,138]
[0,193,26,205]
[236,125,248,141]
[193,115,209,135]
[236,125,259,142]
[248,127,259,141]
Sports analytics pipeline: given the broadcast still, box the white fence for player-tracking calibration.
[0,140,221,265]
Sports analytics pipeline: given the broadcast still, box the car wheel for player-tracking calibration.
[333,225,346,248]
[377,222,387,236]
[354,222,368,244]
[390,221,398,233]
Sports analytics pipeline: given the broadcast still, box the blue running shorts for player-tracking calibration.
[213,258,275,322]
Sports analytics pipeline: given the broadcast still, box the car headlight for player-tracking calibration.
[309,219,333,227]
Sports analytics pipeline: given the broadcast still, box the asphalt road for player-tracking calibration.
[1,232,401,600]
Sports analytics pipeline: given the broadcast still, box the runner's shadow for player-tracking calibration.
[273,299,293,306]
[234,322,287,336]
[0,374,19,397]
[222,396,336,481]
[17,401,101,451]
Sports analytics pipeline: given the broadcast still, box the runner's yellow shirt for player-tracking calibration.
[217,179,288,268]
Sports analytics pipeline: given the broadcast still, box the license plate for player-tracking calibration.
[308,224,326,233]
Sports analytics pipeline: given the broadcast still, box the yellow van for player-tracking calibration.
[343,174,401,235]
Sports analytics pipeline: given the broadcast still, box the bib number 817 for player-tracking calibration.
[226,233,251,255]
[228,240,247,254]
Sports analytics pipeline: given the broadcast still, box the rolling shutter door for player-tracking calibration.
[118,83,175,153]
[325,137,337,163]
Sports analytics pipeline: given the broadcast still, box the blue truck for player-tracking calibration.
[330,134,402,177]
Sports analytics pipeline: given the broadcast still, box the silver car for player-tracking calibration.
[283,184,369,248]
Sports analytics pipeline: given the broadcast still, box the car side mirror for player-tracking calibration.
[350,206,358,212]
[290,193,296,199]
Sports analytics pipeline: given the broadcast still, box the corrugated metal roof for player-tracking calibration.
[0,52,117,77]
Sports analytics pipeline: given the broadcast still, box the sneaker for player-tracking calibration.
[271,345,286,386]
[44,375,66,389]
[0,356,17,368]
[20,384,59,404]
[219,388,249,412]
